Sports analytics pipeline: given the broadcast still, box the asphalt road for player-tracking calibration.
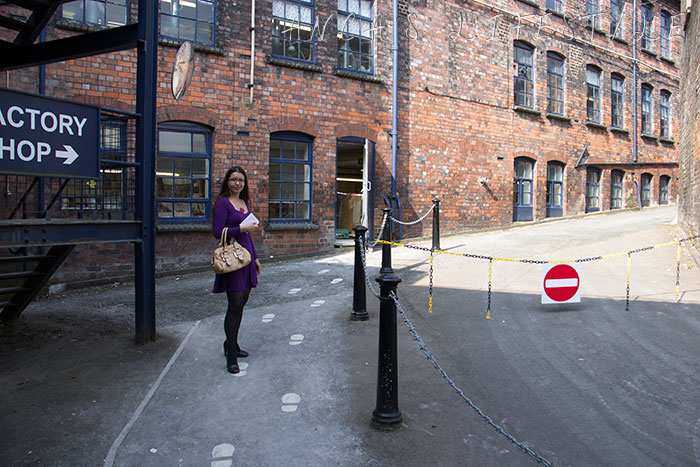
[1,205,698,467]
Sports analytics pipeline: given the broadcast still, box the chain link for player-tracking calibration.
[486,258,493,319]
[389,291,556,467]
[368,213,388,248]
[390,203,435,225]
[358,234,381,299]
[625,252,631,311]
[676,243,681,300]
[428,252,434,314]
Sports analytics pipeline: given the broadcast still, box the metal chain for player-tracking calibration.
[368,213,388,248]
[676,243,681,300]
[486,258,493,319]
[358,234,381,298]
[390,203,435,225]
[390,291,556,467]
[625,252,631,311]
[428,251,434,314]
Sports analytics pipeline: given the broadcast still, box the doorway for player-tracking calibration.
[335,137,374,244]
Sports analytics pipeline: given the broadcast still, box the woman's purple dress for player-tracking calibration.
[212,198,259,293]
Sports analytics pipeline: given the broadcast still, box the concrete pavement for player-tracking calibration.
[1,205,699,466]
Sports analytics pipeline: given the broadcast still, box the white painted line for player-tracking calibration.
[545,278,578,288]
[212,444,235,458]
[262,313,275,323]
[288,288,301,294]
[231,361,248,377]
[331,278,343,284]
[310,299,325,307]
[318,269,330,274]
[282,393,301,404]
[104,320,201,467]
[289,334,304,345]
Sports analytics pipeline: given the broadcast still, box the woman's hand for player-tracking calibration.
[240,222,260,234]
[255,259,262,275]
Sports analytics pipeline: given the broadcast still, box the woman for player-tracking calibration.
[212,166,262,374]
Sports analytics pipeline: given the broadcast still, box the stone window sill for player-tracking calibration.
[546,113,571,122]
[612,36,629,45]
[513,106,542,116]
[515,0,540,8]
[641,48,658,57]
[545,8,564,18]
[659,137,675,144]
[641,133,658,141]
[586,121,607,130]
[267,56,323,73]
[264,222,319,231]
[660,56,675,65]
[156,222,212,233]
[610,127,629,135]
[334,68,384,83]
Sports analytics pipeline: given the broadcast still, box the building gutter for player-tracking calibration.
[390,0,398,203]
[632,0,638,163]
[249,0,256,105]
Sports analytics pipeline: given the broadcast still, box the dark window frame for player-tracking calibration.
[513,157,534,222]
[641,173,653,207]
[586,167,601,212]
[586,65,602,124]
[586,0,600,29]
[546,161,564,218]
[271,0,316,63]
[610,0,623,37]
[659,175,670,205]
[611,169,624,209]
[268,131,314,223]
[641,84,653,135]
[660,90,671,138]
[61,0,129,27]
[337,0,375,74]
[641,2,653,50]
[611,73,624,128]
[156,121,212,223]
[660,10,671,58]
[547,52,565,115]
[513,41,534,109]
[159,0,216,45]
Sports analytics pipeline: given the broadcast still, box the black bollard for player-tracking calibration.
[432,198,441,251]
[372,207,402,429]
[352,225,369,321]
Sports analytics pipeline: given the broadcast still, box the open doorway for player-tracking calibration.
[336,137,374,245]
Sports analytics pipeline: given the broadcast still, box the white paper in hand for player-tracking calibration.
[240,212,259,227]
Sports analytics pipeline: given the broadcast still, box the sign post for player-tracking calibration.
[0,88,100,178]
[542,263,581,304]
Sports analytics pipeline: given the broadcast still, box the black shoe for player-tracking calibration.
[226,352,239,374]
[237,349,249,358]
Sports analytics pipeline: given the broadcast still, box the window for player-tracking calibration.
[611,169,624,209]
[337,0,374,73]
[513,157,534,221]
[611,73,624,128]
[269,132,313,221]
[61,116,130,217]
[586,65,601,123]
[586,0,600,29]
[160,0,215,44]
[641,84,653,135]
[546,0,562,13]
[586,167,601,212]
[546,161,564,218]
[272,0,315,62]
[660,90,671,138]
[547,53,564,115]
[659,175,670,205]
[610,0,623,37]
[156,123,211,221]
[62,0,128,27]
[513,41,534,109]
[641,173,652,207]
[660,11,671,59]
[641,2,653,50]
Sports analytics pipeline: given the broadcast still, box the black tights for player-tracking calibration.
[224,288,251,353]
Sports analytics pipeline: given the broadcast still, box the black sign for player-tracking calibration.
[0,88,100,178]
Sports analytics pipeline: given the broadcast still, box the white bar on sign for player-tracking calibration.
[545,278,578,288]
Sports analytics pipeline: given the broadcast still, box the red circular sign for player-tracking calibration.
[543,264,580,302]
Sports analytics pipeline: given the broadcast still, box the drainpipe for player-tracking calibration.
[390,0,398,202]
[632,0,638,162]
[249,0,255,105]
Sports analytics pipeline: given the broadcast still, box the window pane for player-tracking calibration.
[174,202,190,217]
[160,131,191,152]
[297,201,310,218]
[192,202,206,217]
[161,15,178,37]
[300,183,310,200]
[192,158,208,177]
[173,178,190,197]
[281,202,295,218]
[282,164,295,181]
[192,179,208,198]
[269,203,281,219]
[281,182,295,199]
[269,182,281,199]
[156,177,172,197]
[158,202,173,217]
[297,165,310,182]
[282,141,296,159]
[269,163,281,181]
[174,158,191,177]
[157,156,173,175]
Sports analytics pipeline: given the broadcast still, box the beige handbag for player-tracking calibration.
[211,227,252,274]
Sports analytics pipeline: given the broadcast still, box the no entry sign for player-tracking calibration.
[0,88,100,178]
[542,263,581,304]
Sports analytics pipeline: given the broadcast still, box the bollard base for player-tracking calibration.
[350,310,369,321]
[371,410,403,430]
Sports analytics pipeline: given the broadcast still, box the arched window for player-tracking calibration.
[641,173,653,207]
[513,157,534,221]
[660,90,671,139]
[611,169,624,209]
[611,73,624,128]
[659,175,670,205]
[269,132,314,222]
[586,65,602,123]
[156,122,212,221]
[546,161,564,217]
[547,52,565,115]
[514,41,534,108]
[641,84,653,135]
[586,167,601,212]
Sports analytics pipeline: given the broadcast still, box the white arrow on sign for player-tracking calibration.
[56,145,79,165]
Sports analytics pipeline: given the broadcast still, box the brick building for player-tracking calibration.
[679,0,700,239]
[0,0,681,286]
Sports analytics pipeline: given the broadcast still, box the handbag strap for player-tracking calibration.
[220,227,228,247]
